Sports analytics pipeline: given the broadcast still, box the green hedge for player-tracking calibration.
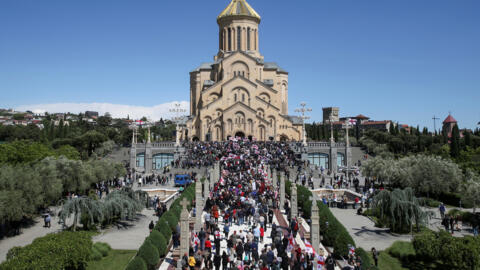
[0,231,92,270]
[125,256,147,270]
[138,241,159,270]
[147,230,168,257]
[93,242,111,257]
[412,230,480,269]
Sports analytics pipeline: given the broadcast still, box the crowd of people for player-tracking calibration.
[179,139,348,270]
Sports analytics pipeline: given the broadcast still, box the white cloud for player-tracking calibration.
[16,101,190,121]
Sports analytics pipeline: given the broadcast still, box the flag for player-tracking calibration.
[348,245,355,256]
[286,233,295,252]
[304,240,315,255]
[316,254,325,270]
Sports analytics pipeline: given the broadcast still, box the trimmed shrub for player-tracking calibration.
[147,230,168,257]
[156,217,172,241]
[90,247,103,261]
[164,211,179,232]
[0,231,92,270]
[412,229,439,261]
[93,242,111,257]
[138,241,159,270]
[386,241,415,261]
[125,256,148,270]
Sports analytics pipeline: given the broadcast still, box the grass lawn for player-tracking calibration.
[87,249,137,270]
[370,252,409,270]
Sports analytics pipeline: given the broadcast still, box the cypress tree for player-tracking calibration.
[450,125,460,158]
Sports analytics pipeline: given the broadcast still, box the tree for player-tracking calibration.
[372,187,429,233]
[460,170,480,213]
[59,196,103,231]
[451,125,460,158]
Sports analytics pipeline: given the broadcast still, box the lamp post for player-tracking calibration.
[295,102,312,146]
[169,103,187,146]
[329,116,335,144]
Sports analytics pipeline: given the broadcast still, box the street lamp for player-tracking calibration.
[170,103,187,146]
[295,102,312,146]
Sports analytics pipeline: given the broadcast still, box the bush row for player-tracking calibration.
[125,183,196,270]
[412,229,480,269]
[0,231,93,270]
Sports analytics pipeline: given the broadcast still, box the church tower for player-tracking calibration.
[216,0,262,60]
[185,0,302,142]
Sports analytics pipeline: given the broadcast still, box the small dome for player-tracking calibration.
[217,0,261,23]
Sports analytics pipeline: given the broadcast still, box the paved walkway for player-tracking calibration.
[93,208,156,250]
[329,208,412,251]
[0,213,64,262]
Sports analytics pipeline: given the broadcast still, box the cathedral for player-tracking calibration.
[184,0,302,142]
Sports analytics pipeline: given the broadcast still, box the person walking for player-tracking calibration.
[439,203,446,219]
[371,247,378,267]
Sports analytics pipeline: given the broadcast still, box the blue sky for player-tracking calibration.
[0,0,479,130]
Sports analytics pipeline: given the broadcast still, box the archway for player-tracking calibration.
[192,136,199,142]
[279,135,289,142]
[235,131,245,138]
[248,135,253,141]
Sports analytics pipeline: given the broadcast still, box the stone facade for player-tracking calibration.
[185,0,302,142]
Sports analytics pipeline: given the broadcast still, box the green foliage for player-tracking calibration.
[146,230,168,257]
[0,140,54,164]
[163,211,179,232]
[90,247,103,261]
[412,230,440,261]
[0,231,93,270]
[413,230,480,269]
[372,188,429,233]
[55,145,81,160]
[361,154,462,197]
[93,242,111,257]
[386,241,415,261]
[155,217,172,241]
[138,241,159,270]
[125,256,147,270]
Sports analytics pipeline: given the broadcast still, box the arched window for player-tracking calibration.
[228,28,232,51]
[242,94,245,102]
[234,93,237,102]
[237,26,241,51]
[247,27,251,51]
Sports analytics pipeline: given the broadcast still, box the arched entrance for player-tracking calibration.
[192,136,199,142]
[279,135,289,141]
[235,131,245,138]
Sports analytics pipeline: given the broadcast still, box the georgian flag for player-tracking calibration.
[348,245,355,256]
[304,240,315,255]
[317,254,325,270]
[286,233,296,252]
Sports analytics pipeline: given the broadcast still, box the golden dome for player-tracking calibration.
[217,0,261,23]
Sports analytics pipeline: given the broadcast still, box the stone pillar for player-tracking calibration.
[280,171,285,210]
[145,143,152,175]
[130,145,136,172]
[178,198,190,270]
[272,169,277,189]
[291,184,298,218]
[329,145,337,174]
[310,195,320,269]
[194,183,203,232]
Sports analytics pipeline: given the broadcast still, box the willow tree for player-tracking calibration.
[102,190,144,224]
[372,187,429,233]
[59,196,103,231]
